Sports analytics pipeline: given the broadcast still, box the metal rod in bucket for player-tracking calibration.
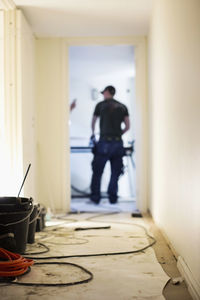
[17,164,31,197]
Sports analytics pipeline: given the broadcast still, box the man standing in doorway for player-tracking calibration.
[90,85,130,204]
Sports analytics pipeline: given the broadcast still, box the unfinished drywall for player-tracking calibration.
[35,38,70,212]
[148,0,200,297]
[0,9,36,198]
[17,10,37,199]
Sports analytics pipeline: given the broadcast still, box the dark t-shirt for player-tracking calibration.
[93,98,129,139]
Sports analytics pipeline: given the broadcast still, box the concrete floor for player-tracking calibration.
[0,212,192,300]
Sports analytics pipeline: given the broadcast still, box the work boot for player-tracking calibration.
[90,195,100,205]
[109,195,118,204]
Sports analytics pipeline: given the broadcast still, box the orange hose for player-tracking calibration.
[0,248,34,277]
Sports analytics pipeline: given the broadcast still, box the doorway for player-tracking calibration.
[69,45,136,212]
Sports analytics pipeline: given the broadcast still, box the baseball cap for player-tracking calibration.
[101,85,116,96]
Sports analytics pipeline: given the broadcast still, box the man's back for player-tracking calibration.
[94,99,129,139]
[90,85,130,204]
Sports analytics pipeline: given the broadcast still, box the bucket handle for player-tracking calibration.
[29,206,41,225]
[0,204,34,227]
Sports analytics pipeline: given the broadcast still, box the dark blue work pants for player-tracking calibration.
[90,140,124,204]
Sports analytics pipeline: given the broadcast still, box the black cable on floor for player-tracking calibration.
[24,215,156,260]
[85,211,121,221]
[85,212,156,248]
[8,262,93,287]
[34,222,91,246]
[71,185,124,199]
[23,243,50,255]
[45,237,89,246]
[25,239,156,260]
[71,185,90,196]
[16,212,156,289]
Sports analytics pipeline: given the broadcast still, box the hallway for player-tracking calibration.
[0,0,200,299]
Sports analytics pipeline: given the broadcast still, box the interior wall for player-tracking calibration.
[1,9,24,196]
[35,38,70,212]
[0,11,5,193]
[0,8,36,198]
[17,10,37,199]
[148,0,200,295]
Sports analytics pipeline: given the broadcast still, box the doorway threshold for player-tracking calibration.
[70,197,137,213]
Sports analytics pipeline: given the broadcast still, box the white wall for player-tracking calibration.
[148,0,200,297]
[0,9,36,198]
[0,11,5,189]
[17,10,37,199]
[35,38,70,212]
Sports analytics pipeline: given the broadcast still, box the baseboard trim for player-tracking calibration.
[177,256,200,300]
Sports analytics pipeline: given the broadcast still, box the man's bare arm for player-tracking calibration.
[91,115,98,134]
[122,116,130,135]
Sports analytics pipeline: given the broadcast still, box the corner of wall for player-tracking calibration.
[177,256,200,300]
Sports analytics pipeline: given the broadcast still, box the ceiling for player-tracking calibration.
[14,0,153,37]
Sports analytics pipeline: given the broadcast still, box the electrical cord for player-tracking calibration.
[2,212,156,287]
[24,212,156,260]
[23,243,50,255]
[71,185,122,199]
[0,248,34,277]
[33,228,90,246]
[8,262,93,287]
[25,239,156,260]
[71,185,90,196]
[45,237,89,246]
[0,248,93,287]
[85,212,154,242]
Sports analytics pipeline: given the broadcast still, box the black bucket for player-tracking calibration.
[0,197,33,253]
[0,197,32,212]
[27,204,40,244]
[36,206,47,232]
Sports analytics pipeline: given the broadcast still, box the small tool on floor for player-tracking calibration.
[131,209,142,218]
[75,226,111,231]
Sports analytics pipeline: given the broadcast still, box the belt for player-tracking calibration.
[101,136,121,141]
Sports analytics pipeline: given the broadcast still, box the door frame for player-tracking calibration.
[64,36,148,213]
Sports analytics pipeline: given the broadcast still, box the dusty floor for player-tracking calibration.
[0,212,192,300]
